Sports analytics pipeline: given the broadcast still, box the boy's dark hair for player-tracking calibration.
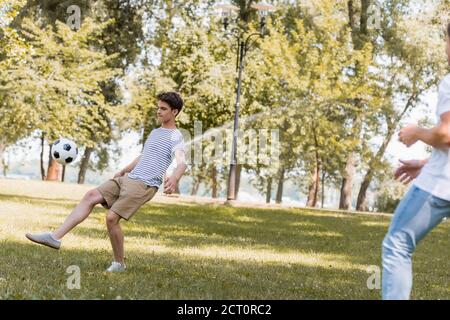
[448,22,450,37]
[157,92,184,115]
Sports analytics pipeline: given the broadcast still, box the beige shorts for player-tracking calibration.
[97,174,158,220]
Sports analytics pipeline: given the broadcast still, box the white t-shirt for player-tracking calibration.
[414,73,450,200]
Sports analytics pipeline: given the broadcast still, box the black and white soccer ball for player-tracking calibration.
[51,138,78,165]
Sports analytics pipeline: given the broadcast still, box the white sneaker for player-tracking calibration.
[106,261,126,272]
[26,232,61,250]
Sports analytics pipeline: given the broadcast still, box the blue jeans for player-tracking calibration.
[382,185,450,300]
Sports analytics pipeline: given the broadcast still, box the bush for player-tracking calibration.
[374,181,408,213]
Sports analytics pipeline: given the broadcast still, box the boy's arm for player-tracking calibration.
[114,155,141,178]
[164,149,187,194]
[399,112,450,149]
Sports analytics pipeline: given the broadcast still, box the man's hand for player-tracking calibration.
[164,176,178,194]
[394,159,425,185]
[113,170,125,178]
[399,124,420,147]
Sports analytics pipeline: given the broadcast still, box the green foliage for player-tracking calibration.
[16,17,119,144]
[0,0,32,146]
[2,0,450,204]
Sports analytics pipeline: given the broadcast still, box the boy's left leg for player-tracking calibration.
[53,189,106,240]
[26,188,106,249]
[104,177,158,271]
[106,210,125,266]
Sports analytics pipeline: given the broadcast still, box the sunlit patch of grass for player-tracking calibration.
[290,221,320,227]
[234,215,265,223]
[360,221,390,227]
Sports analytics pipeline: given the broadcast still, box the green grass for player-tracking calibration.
[0,179,448,299]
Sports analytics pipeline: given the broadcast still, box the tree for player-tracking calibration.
[9,0,147,181]
[0,0,31,164]
[246,3,372,206]
[157,18,237,197]
[355,0,448,210]
[13,17,119,180]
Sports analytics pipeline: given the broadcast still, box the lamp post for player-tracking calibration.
[216,1,276,201]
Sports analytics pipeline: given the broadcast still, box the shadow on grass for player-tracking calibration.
[79,202,390,265]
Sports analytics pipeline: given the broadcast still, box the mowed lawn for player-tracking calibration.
[0,179,448,300]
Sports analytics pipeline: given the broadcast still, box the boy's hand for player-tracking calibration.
[394,159,425,185]
[398,124,420,147]
[113,170,125,178]
[164,176,177,194]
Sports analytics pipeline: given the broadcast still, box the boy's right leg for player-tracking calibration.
[51,189,105,240]
[381,185,450,300]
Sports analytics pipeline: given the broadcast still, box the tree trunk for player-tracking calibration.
[40,132,46,180]
[306,126,321,207]
[348,0,370,50]
[0,141,5,162]
[191,178,200,196]
[356,130,394,211]
[356,177,371,211]
[265,177,272,204]
[339,152,356,210]
[275,167,285,204]
[306,164,320,207]
[0,140,6,177]
[77,147,94,184]
[1,158,7,177]
[211,165,217,198]
[339,153,356,210]
[46,148,62,181]
[321,171,326,208]
[338,0,370,210]
[61,165,66,182]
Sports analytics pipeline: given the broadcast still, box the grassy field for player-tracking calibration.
[0,178,448,300]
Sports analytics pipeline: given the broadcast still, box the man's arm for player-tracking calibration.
[164,149,187,194]
[399,112,450,149]
[114,155,141,178]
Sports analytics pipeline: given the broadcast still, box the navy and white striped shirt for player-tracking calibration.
[128,127,185,188]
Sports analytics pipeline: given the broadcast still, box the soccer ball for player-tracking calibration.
[51,138,78,165]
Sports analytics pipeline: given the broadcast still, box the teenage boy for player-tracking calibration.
[26,92,187,272]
